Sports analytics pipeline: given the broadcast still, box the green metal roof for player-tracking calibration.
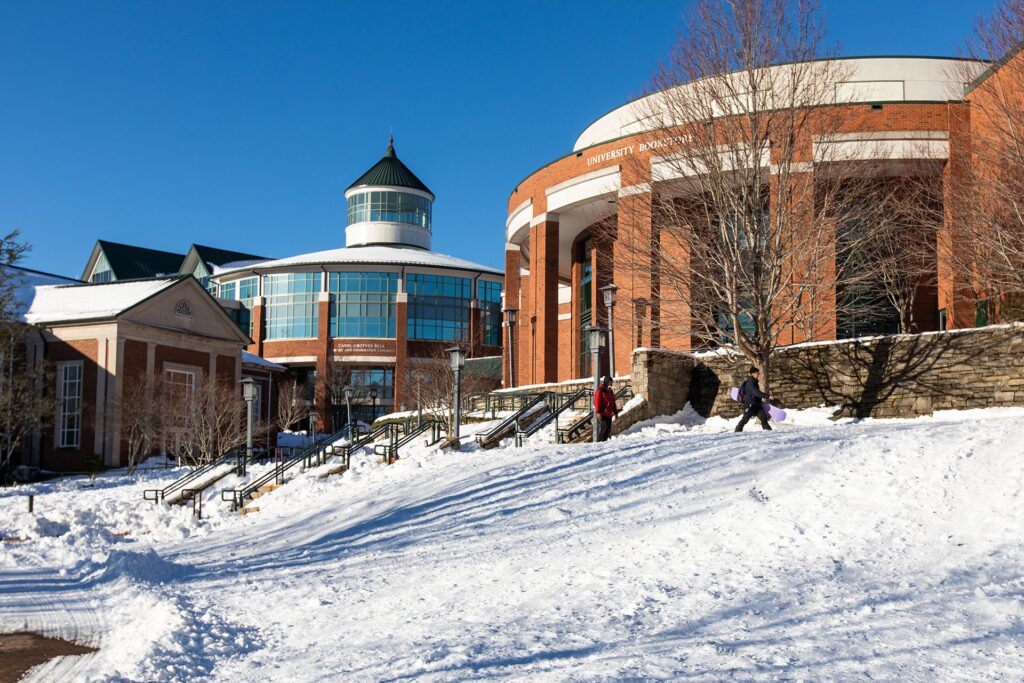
[191,244,271,268]
[96,240,186,280]
[346,138,433,196]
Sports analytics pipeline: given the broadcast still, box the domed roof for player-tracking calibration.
[346,136,433,197]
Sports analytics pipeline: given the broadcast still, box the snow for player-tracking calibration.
[240,351,285,371]
[2,407,1024,680]
[9,266,81,319]
[212,245,502,277]
[23,277,181,324]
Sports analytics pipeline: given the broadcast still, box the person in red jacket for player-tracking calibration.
[594,376,619,442]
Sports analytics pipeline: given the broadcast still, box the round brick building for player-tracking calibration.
[503,56,990,387]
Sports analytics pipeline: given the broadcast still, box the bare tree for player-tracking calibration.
[193,377,248,462]
[320,360,353,431]
[276,377,309,432]
[945,0,1024,322]
[119,372,165,472]
[617,0,892,390]
[396,346,496,433]
[0,231,55,476]
[848,177,944,334]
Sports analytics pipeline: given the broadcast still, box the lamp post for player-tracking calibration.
[599,284,618,379]
[343,386,354,436]
[240,377,257,476]
[369,386,378,424]
[447,346,466,442]
[309,407,318,445]
[503,306,518,389]
[587,327,607,443]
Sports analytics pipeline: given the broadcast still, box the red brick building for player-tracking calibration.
[21,275,255,470]
[503,56,1002,386]
[210,139,504,428]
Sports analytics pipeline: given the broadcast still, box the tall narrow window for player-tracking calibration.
[579,237,593,376]
[57,362,83,448]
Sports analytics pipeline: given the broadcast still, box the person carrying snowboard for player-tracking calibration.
[594,376,619,442]
[735,366,775,432]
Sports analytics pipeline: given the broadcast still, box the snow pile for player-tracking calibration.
[2,407,1023,680]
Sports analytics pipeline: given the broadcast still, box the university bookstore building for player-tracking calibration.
[502,55,1016,387]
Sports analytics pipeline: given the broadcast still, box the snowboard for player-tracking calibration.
[730,386,787,422]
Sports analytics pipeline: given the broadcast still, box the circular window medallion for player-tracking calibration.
[174,300,193,317]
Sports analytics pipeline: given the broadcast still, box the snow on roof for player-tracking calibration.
[242,351,286,372]
[213,245,502,277]
[9,267,81,318]
[23,277,181,324]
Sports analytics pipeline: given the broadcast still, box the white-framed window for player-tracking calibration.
[164,367,197,398]
[57,361,83,448]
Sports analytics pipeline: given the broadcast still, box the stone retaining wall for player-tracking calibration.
[670,324,1024,419]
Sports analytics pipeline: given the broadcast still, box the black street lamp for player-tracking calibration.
[240,377,258,476]
[369,386,378,423]
[447,346,466,442]
[503,306,518,388]
[586,326,607,443]
[599,284,618,379]
[343,385,354,436]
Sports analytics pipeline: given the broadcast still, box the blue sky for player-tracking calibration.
[0,0,996,277]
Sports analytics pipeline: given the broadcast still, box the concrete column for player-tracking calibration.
[503,244,521,387]
[94,336,109,455]
[108,337,125,467]
[530,213,560,384]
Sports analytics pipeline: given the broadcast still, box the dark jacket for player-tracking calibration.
[740,377,766,407]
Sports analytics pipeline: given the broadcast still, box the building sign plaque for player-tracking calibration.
[332,339,397,357]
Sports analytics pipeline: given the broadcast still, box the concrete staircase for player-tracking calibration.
[239,482,282,516]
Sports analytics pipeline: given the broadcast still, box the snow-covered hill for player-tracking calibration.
[2,407,1023,681]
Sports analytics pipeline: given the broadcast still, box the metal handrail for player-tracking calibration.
[514,389,590,447]
[373,419,446,462]
[142,446,245,504]
[222,428,350,511]
[474,392,551,445]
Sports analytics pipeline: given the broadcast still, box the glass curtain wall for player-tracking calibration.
[407,274,472,342]
[328,272,398,338]
[479,280,503,346]
[264,273,321,339]
[347,191,431,230]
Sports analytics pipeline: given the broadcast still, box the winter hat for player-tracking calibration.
[749,366,759,374]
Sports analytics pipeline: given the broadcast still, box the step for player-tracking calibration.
[318,464,348,478]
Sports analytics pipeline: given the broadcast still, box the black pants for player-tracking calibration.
[735,402,771,432]
[597,415,613,442]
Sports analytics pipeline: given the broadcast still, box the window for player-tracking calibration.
[57,362,83,448]
[347,191,432,231]
[91,252,113,283]
[218,281,236,300]
[265,273,321,339]
[479,280,503,346]
[328,272,398,338]
[165,368,197,398]
[976,299,991,327]
[938,308,947,332]
[407,274,471,342]
[238,277,258,336]
[579,238,593,375]
[349,366,394,422]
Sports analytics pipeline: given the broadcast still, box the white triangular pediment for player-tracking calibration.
[120,278,250,343]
